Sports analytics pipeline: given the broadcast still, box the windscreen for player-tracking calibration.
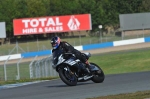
[52,50,63,65]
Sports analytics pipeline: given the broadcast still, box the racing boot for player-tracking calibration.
[85,60,94,72]
[80,63,90,76]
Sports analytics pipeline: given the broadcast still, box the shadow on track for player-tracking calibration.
[46,82,94,88]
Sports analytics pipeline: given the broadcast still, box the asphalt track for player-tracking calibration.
[0,43,150,99]
[0,71,150,99]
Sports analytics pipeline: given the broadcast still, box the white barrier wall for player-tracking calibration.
[113,38,145,46]
[0,54,21,61]
[74,46,83,51]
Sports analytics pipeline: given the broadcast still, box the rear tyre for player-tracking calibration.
[59,68,77,86]
[90,63,105,83]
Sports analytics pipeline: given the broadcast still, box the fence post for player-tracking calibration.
[4,56,10,81]
[16,57,24,80]
[79,31,81,45]
[41,59,45,77]
[34,59,41,78]
[48,56,54,77]
[122,30,124,40]
[29,56,38,79]
[37,60,41,78]
[37,37,39,51]
[35,61,37,78]
[45,56,51,77]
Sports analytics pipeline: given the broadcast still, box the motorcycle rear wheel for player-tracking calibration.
[59,68,77,86]
[90,63,105,83]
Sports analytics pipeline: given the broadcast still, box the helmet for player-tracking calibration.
[51,36,61,49]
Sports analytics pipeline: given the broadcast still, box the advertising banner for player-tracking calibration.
[13,14,92,35]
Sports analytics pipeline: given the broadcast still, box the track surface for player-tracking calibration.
[0,71,150,99]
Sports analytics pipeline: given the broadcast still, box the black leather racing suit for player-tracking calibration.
[52,41,87,63]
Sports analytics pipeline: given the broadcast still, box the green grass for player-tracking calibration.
[88,90,150,99]
[0,77,58,85]
[0,62,30,81]
[89,49,150,74]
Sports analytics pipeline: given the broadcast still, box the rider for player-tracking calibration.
[50,36,92,75]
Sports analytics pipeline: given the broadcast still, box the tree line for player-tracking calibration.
[0,0,149,39]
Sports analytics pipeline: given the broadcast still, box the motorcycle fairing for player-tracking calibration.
[90,64,99,71]
[64,58,80,66]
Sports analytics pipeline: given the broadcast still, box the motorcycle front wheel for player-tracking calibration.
[59,67,77,86]
[90,63,105,83]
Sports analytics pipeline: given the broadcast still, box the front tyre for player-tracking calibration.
[59,68,77,86]
[90,63,105,83]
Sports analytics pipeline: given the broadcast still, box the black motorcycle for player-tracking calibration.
[52,49,105,86]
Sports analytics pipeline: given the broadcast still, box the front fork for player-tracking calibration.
[64,66,75,75]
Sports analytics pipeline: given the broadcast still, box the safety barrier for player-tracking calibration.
[0,54,21,61]
[1,36,150,61]
[21,50,51,58]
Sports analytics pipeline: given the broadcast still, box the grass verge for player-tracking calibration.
[89,48,150,74]
[0,77,59,85]
[87,90,150,99]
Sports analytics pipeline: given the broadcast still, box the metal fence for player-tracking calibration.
[29,55,58,79]
[1,32,150,56]
[0,55,58,81]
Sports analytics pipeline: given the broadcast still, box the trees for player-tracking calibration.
[139,0,150,12]
[0,0,148,38]
[0,0,18,38]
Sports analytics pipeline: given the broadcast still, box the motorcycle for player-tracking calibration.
[52,49,105,86]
